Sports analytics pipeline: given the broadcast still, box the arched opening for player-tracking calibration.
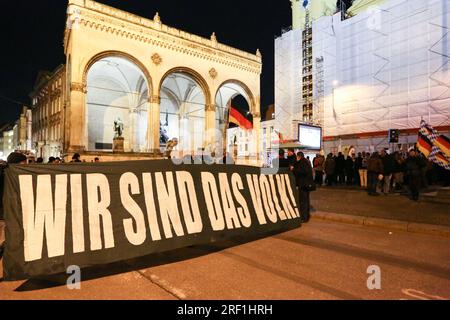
[159,71,207,156]
[215,81,254,157]
[86,56,150,152]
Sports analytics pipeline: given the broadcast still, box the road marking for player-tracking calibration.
[401,289,447,300]
[137,271,187,300]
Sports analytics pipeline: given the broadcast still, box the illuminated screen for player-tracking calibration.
[298,124,322,150]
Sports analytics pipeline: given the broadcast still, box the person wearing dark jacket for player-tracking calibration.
[273,149,290,169]
[1,152,28,260]
[354,153,363,186]
[406,150,425,201]
[325,153,336,186]
[367,152,384,196]
[287,148,297,167]
[380,149,395,194]
[345,156,355,185]
[294,152,314,223]
[392,152,406,190]
[335,152,346,185]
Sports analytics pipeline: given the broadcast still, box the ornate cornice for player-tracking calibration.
[66,2,262,75]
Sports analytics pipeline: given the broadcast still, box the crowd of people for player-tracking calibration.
[272,146,450,230]
[0,153,101,166]
[303,149,448,201]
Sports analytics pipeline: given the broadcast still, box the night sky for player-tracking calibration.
[0,0,292,123]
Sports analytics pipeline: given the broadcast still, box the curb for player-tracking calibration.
[311,211,450,238]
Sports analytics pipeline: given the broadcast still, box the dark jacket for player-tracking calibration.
[381,154,395,175]
[294,158,314,189]
[345,157,355,175]
[406,156,424,178]
[368,156,383,174]
[325,157,336,175]
[287,154,297,167]
[274,157,291,169]
[393,157,405,173]
[335,155,345,173]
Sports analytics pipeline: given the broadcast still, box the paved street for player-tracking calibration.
[1,219,449,300]
[312,187,450,226]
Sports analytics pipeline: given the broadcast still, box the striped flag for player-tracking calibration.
[418,120,450,170]
[420,120,450,157]
[229,106,253,130]
[416,132,433,158]
[429,146,450,170]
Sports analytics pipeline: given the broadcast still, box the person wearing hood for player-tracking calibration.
[1,152,28,260]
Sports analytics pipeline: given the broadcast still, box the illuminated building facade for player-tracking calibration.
[31,0,262,162]
[275,0,450,155]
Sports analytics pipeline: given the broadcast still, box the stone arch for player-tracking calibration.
[158,67,212,155]
[83,52,152,152]
[82,51,153,93]
[158,67,212,107]
[215,79,256,113]
[215,79,258,160]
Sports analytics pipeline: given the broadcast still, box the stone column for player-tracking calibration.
[205,104,216,153]
[68,82,87,152]
[147,95,161,154]
[253,112,262,164]
[129,108,139,152]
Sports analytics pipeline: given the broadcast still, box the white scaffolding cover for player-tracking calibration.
[311,0,450,137]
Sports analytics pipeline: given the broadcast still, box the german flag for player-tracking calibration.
[416,133,433,158]
[420,122,450,157]
[229,106,253,130]
[433,135,450,158]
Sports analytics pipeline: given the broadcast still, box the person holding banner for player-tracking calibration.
[0,152,28,260]
[294,152,315,223]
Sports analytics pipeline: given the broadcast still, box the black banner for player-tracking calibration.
[2,161,301,281]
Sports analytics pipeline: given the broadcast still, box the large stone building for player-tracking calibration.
[32,0,262,162]
[275,0,450,155]
[31,66,66,161]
